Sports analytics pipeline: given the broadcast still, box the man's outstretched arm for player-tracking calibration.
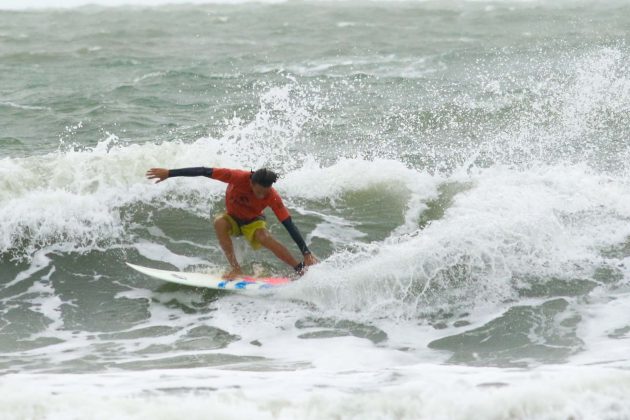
[146,167,213,183]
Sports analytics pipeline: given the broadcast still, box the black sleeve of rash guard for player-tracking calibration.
[168,167,213,178]
[281,217,311,255]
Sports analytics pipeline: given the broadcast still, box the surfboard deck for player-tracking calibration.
[126,263,292,291]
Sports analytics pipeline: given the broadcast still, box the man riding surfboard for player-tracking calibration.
[146,167,318,278]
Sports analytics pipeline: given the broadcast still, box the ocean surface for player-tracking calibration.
[1,0,630,418]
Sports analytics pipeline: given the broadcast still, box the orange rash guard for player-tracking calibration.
[211,168,291,223]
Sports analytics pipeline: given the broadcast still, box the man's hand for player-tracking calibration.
[303,252,319,266]
[146,168,169,183]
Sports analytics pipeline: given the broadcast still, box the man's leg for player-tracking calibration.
[214,216,243,278]
[253,228,300,268]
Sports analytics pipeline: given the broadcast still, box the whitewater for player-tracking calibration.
[1,0,630,419]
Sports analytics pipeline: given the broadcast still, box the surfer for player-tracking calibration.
[146,167,318,278]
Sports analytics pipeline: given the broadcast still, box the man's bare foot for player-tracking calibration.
[222,268,244,280]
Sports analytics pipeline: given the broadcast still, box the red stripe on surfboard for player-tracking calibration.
[223,276,291,285]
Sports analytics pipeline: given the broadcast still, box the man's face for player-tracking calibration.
[251,181,271,199]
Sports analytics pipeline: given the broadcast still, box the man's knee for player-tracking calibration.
[214,216,230,233]
[254,229,274,246]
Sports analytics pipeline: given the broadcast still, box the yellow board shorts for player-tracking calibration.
[219,213,267,250]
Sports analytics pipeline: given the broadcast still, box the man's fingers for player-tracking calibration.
[146,169,166,181]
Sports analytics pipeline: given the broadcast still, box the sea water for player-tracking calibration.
[1,0,630,418]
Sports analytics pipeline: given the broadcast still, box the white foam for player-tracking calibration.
[571,284,630,367]
[22,267,66,334]
[1,365,629,420]
[476,47,630,171]
[3,249,53,288]
[280,163,630,322]
[282,157,432,200]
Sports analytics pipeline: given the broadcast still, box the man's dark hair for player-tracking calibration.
[251,168,279,188]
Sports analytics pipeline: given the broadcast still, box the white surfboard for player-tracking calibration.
[126,263,292,291]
